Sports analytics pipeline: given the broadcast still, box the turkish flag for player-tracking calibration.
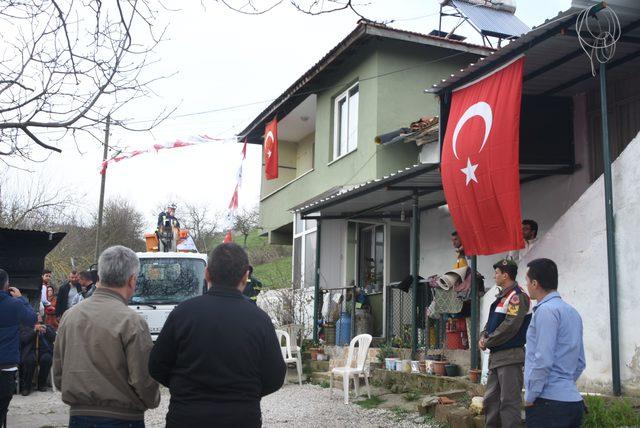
[441,57,525,256]
[223,230,233,243]
[264,118,278,180]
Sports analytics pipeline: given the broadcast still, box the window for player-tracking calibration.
[292,213,317,288]
[333,83,359,160]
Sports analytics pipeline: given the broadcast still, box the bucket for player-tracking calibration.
[445,364,459,377]
[395,360,404,371]
[411,361,420,373]
[385,358,397,370]
[336,312,352,346]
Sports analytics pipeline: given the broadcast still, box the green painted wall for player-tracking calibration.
[296,132,314,176]
[259,39,484,239]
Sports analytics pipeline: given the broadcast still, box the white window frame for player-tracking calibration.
[292,213,317,288]
[332,82,359,161]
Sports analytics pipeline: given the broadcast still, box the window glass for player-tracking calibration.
[132,258,205,304]
[293,236,302,288]
[348,86,359,153]
[304,231,317,288]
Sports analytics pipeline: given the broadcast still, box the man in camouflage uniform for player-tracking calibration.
[480,259,532,428]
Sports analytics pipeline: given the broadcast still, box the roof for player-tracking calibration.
[0,228,66,281]
[428,4,640,96]
[297,162,576,219]
[239,20,493,144]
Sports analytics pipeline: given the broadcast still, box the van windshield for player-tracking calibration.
[130,258,205,305]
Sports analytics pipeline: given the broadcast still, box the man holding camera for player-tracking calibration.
[0,269,37,427]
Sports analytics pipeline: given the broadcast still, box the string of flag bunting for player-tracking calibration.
[98,118,280,245]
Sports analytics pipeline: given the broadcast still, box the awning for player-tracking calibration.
[428,5,640,97]
[298,162,575,220]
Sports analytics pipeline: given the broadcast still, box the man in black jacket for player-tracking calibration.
[19,315,56,395]
[55,271,82,318]
[149,243,286,428]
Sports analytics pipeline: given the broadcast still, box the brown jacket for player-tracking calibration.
[481,284,531,370]
[53,287,160,420]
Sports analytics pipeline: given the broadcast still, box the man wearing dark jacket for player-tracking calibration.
[55,271,82,318]
[149,243,286,428]
[19,315,56,395]
[0,269,37,426]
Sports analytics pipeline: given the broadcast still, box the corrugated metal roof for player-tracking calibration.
[428,5,640,96]
[451,0,530,39]
[297,162,576,219]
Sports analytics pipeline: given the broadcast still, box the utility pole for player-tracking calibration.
[94,115,111,263]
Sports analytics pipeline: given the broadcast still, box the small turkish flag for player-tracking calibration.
[264,118,278,180]
[223,230,233,243]
[441,56,525,256]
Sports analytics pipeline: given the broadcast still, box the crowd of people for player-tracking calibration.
[1,218,586,428]
[1,243,284,428]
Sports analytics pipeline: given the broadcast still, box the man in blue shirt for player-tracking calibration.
[524,258,586,428]
[0,268,37,427]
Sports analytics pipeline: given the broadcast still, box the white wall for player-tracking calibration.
[515,131,640,395]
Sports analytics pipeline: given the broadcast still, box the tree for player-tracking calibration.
[0,171,74,230]
[182,203,223,253]
[0,0,170,163]
[233,207,259,248]
[98,197,147,252]
[217,0,370,19]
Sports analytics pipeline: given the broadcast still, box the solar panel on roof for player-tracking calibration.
[451,0,530,39]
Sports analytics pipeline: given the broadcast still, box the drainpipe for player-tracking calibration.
[411,191,420,359]
[470,256,479,370]
[599,62,621,396]
[313,221,322,343]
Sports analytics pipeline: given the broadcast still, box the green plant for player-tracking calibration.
[376,341,396,364]
[582,395,640,428]
[390,406,409,421]
[423,415,446,428]
[319,380,330,388]
[355,396,386,409]
[403,391,421,402]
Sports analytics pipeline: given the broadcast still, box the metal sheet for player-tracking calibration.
[451,0,530,39]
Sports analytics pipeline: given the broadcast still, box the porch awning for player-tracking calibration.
[297,162,575,220]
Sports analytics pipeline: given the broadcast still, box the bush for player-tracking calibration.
[582,395,640,428]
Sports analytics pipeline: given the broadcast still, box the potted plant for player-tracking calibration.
[376,341,396,370]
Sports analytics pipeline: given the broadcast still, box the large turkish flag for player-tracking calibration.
[264,118,279,180]
[441,56,525,256]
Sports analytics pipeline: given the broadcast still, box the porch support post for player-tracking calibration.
[470,255,479,370]
[411,190,420,359]
[313,221,322,343]
[599,62,621,396]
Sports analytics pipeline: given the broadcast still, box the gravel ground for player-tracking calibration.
[8,384,433,427]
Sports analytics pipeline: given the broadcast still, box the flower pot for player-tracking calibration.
[395,360,404,371]
[385,358,397,370]
[432,360,448,376]
[309,347,322,360]
[445,364,459,377]
[324,323,336,346]
[469,369,482,383]
[418,361,427,373]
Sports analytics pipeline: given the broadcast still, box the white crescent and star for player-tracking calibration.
[451,101,493,186]
[265,130,274,159]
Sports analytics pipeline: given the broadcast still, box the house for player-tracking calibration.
[240,20,492,336]
[297,1,640,396]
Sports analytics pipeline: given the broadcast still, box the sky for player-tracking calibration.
[4,0,572,230]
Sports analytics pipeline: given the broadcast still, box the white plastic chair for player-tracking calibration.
[329,333,373,404]
[275,329,302,386]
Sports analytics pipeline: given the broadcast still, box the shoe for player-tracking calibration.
[38,386,47,392]
[20,388,30,396]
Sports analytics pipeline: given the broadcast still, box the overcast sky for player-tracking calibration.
[4,0,571,230]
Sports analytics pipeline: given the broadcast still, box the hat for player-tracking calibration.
[494,258,517,268]
[167,203,177,210]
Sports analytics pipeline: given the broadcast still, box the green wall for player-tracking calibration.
[260,39,483,240]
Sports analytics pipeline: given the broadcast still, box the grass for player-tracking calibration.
[354,396,386,409]
[252,256,292,289]
[403,391,421,402]
[423,415,446,427]
[582,395,640,428]
[319,380,330,388]
[390,406,410,421]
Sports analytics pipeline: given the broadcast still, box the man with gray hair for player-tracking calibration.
[53,246,160,428]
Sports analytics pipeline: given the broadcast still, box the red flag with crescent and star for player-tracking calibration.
[264,118,278,180]
[441,56,525,256]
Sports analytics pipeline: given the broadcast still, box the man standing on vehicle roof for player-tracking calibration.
[157,203,180,230]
